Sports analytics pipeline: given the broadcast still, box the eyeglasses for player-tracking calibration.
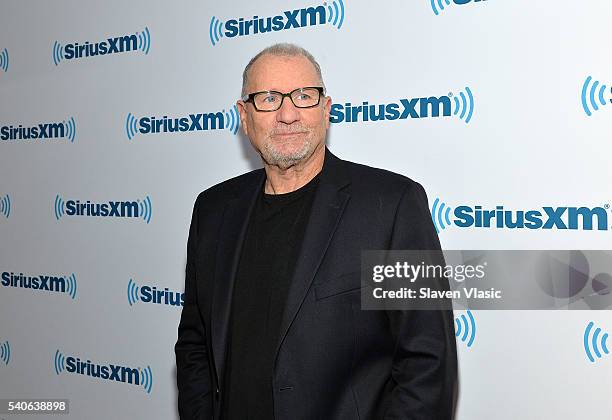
[242,86,325,112]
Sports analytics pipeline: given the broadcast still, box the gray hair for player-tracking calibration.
[241,43,325,98]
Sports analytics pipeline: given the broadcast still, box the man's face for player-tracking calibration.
[237,54,331,170]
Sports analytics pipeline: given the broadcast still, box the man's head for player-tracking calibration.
[237,43,331,170]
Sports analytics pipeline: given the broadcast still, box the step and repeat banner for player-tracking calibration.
[1,1,611,419]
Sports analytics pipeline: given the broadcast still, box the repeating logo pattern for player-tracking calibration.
[53,27,151,66]
[431,198,610,232]
[1,271,77,299]
[209,1,345,46]
[127,278,184,307]
[0,117,76,142]
[54,350,65,374]
[209,16,224,46]
[0,194,10,218]
[140,365,154,394]
[325,0,346,29]
[125,105,239,140]
[137,28,152,55]
[54,350,153,394]
[65,117,77,142]
[54,195,64,220]
[0,48,8,72]
[330,86,475,125]
[65,273,78,299]
[0,340,10,365]
[584,321,609,363]
[54,195,152,224]
[452,87,475,124]
[127,278,140,306]
[581,76,610,117]
[431,198,453,232]
[455,309,476,348]
[431,0,487,16]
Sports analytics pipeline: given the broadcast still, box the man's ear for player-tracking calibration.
[236,100,249,137]
[323,96,332,129]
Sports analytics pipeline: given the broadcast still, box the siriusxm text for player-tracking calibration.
[225,6,326,38]
[330,97,452,123]
[454,205,608,230]
[65,200,140,218]
[1,123,65,141]
[63,35,138,60]
[1,272,66,292]
[141,286,184,306]
[66,356,141,385]
[137,113,224,134]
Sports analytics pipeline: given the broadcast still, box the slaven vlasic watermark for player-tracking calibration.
[361,250,612,310]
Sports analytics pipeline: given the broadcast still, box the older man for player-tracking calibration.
[175,43,457,420]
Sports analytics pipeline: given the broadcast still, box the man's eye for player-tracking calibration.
[262,95,277,103]
[296,94,311,100]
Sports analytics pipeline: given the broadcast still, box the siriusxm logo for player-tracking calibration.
[1,271,77,299]
[52,27,151,65]
[125,105,239,140]
[581,76,610,116]
[54,350,153,394]
[431,0,487,15]
[209,0,344,46]
[0,48,8,72]
[54,195,152,224]
[455,309,476,348]
[431,198,610,232]
[0,340,10,365]
[584,321,609,363]
[0,194,10,219]
[330,87,474,125]
[1,117,76,142]
[127,278,184,307]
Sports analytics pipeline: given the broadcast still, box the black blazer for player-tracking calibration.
[175,148,457,420]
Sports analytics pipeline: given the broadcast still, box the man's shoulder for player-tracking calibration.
[194,168,264,208]
[339,156,425,196]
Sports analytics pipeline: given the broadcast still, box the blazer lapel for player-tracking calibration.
[273,149,351,364]
[211,170,265,385]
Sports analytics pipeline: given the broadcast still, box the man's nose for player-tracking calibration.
[275,96,300,124]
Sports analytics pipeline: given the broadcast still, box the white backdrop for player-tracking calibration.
[1,1,611,419]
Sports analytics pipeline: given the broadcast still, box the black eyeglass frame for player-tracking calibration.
[242,86,326,112]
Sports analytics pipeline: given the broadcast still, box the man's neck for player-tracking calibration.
[263,145,325,194]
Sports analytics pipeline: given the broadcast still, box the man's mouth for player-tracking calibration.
[271,131,307,138]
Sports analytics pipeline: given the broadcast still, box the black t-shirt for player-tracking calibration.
[222,174,320,420]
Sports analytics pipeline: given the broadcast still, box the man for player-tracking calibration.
[175,43,457,420]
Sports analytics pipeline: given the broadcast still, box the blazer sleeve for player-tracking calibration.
[383,181,458,420]
[175,194,214,420]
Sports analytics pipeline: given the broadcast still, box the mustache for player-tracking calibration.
[269,125,311,135]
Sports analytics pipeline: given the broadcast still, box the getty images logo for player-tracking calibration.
[1,118,76,142]
[53,27,151,65]
[54,195,152,224]
[581,76,611,117]
[209,0,345,46]
[1,271,77,299]
[430,0,487,15]
[125,105,240,139]
[127,278,184,307]
[0,48,8,73]
[54,350,153,394]
[431,198,611,232]
[331,87,474,125]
